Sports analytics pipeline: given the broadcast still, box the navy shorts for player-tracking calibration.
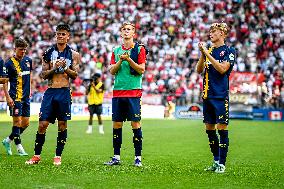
[9,98,30,117]
[112,97,141,122]
[203,98,229,125]
[88,104,102,115]
[39,88,72,124]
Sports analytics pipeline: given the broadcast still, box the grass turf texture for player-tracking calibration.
[0,119,283,189]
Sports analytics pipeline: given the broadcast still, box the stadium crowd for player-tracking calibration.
[0,0,283,108]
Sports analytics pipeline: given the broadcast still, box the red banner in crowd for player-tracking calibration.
[230,72,265,84]
[229,72,265,92]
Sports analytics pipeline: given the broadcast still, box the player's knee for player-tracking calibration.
[21,119,30,128]
[113,122,123,129]
[131,122,141,129]
[217,124,227,130]
[58,121,67,131]
[205,123,215,130]
[38,121,48,133]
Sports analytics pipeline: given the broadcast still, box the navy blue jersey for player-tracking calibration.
[0,57,8,77]
[43,44,73,73]
[5,56,32,101]
[202,45,236,99]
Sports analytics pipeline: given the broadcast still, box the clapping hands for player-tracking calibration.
[119,52,130,61]
[54,58,67,70]
[198,42,208,53]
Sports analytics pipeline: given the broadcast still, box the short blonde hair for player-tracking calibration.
[210,22,229,36]
[120,22,135,31]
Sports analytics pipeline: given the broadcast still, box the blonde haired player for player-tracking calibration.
[196,22,236,173]
[104,22,147,167]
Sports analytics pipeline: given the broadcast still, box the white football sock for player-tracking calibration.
[114,155,120,160]
[16,144,24,151]
[135,156,142,161]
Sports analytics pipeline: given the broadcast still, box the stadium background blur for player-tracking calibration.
[0,0,283,116]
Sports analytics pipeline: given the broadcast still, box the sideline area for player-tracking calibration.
[0,113,112,122]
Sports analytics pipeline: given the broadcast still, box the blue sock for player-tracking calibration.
[218,130,229,165]
[56,129,67,156]
[9,126,21,144]
[113,128,122,155]
[133,128,143,156]
[34,132,46,155]
[206,130,219,161]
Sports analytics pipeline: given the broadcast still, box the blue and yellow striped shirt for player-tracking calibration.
[5,56,32,101]
[202,45,236,99]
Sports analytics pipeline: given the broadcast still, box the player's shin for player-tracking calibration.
[206,130,219,162]
[14,128,23,145]
[34,131,46,155]
[218,130,229,165]
[20,127,27,134]
[113,128,122,157]
[132,128,143,158]
[55,129,67,156]
[9,126,21,141]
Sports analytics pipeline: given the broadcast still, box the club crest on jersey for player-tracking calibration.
[229,53,235,61]
[220,51,225,57]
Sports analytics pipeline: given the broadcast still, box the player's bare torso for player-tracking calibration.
[43,49,80,88]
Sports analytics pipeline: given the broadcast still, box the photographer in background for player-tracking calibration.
[86,73,105,134]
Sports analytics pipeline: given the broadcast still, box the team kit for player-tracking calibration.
[0,22,236,173]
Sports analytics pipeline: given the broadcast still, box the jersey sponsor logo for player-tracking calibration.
[220,51,225,57]
[3,67,7,74]
[229,53,235,61]
[18,71,30,76]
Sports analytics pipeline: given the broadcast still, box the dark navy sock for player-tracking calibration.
[206,130,219,161]
[34,132,46,155]
[56,129,67,156]
[9,126,21,144]
[218,130,229,165]
[113,128,122,155]
[14,127,28,145]
[133,128,143,156]
[9,126,20,141]
[20,127,27,134]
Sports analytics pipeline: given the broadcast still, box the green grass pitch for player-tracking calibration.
[0,118,283,189]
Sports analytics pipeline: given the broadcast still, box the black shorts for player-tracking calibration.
[88,104,102,115]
